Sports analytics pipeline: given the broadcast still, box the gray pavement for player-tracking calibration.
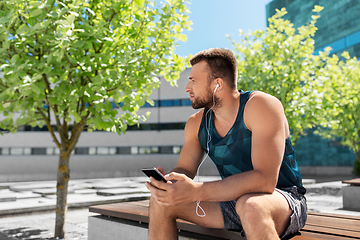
[0,177,359,240]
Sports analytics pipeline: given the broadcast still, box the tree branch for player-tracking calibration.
[37,107,61,148]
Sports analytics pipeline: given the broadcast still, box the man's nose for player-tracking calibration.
[185,81,191,92]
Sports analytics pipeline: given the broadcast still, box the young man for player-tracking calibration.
[145,48,307,240]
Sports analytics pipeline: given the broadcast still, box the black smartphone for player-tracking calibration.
[142,167,167,183]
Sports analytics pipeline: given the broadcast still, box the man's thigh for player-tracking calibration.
[163,200,225,229]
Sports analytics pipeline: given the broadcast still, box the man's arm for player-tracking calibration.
[170,109,205,179]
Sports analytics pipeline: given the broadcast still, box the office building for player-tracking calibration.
[266,0,360,57]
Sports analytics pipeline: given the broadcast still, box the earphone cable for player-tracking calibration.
[195,91,216,217]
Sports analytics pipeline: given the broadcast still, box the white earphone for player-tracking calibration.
[214,83,219,93]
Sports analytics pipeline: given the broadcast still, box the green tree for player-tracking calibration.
[230,6,326,145]
[0,0,191,238]
[313,50,360,175]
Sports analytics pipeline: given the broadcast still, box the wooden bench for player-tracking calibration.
[342,178,360,211]
[88,200,360,240]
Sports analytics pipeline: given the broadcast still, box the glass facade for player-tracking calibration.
[314,29,360,55]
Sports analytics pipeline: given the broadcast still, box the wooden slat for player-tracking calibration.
[308,211,360,220]
[342,178,360,186]
[291,231,356,240]
[303,225,360,239]
[305,213,360,234]
[89,201,360,240]
[89,202,150,224]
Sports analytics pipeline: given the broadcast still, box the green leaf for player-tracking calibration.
[177,33,187,42]
[134,0,144,7]
[31,84,42,95]
[17,24,30,35]
[30,8,43,17]
[312,5,324,13]
[0,17,10,24]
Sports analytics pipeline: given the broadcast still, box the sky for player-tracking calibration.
[174,0,271,56]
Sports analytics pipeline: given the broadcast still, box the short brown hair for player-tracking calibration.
[190,48,238,89]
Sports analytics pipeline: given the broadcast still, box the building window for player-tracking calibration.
[11,147,23,155]
[151,147,159,154]
[131,146,138,154]
[24,148,31,155]
[159,146,173,154]
[54,148,60,155]
[173,146,181,154]
[117,147,131,154]
[109,147,116,155]
[1,148,9,155]
[89,147,97,155]
[346,30,360,47]
[75,147,89,155]
[139,146,151,154]
[31,148,46,155]
[0,145,182,155]
[46,148,54,155]
[97,147,109,155]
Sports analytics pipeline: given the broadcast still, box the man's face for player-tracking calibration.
[186,61,214,109]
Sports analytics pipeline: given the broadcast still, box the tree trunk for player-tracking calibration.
[54,148,70,239]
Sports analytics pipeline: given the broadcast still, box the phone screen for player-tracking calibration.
[142,168,167,183]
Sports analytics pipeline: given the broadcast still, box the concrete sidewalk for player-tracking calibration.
[0,177,359,240]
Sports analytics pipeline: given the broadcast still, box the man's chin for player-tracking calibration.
[191,104,202,109]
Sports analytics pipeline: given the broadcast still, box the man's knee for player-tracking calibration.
[149,196,178,219]
[235,194,269,224]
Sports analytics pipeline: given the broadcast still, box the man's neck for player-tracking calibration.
[212,89,241,136]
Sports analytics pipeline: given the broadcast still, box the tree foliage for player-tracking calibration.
[313,51,360,170]
[0,0,191,238]
[0,0,191,134]
[230,7,326,145]
[230,6,360,171]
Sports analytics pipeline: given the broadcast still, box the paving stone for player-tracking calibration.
[305,181,343,196]
[15,191,42,200]
[74,189,97,194]
[0,198,56,216]
[302,179,316,185]
[96,186,150,196]
[0,189,41,202]
[91,180,142,189]
[0,196,16,203]
[9,183,55,192]
[0,190,17,202]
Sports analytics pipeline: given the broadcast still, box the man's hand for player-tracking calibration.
[145,172,201,206]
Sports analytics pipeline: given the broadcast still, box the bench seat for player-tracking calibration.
[89,200,360,240]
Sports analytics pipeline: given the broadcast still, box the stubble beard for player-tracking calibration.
[191,88,221,109]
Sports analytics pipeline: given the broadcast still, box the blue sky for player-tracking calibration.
[174,0,271,56]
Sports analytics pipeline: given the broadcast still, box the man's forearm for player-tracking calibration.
[197,170,277,202]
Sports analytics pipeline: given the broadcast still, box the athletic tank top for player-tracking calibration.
[198,90,306,195]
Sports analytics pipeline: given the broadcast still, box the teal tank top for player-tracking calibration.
[198,90,306,195]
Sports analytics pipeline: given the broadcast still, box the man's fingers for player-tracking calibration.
[157,167,167,175]
[165,172,185,181]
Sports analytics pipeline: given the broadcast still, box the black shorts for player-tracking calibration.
[219,186,307,239]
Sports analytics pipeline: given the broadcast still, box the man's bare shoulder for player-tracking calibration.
[247,91,284,112]
[185,109,204,133]
[244,91,286,131]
